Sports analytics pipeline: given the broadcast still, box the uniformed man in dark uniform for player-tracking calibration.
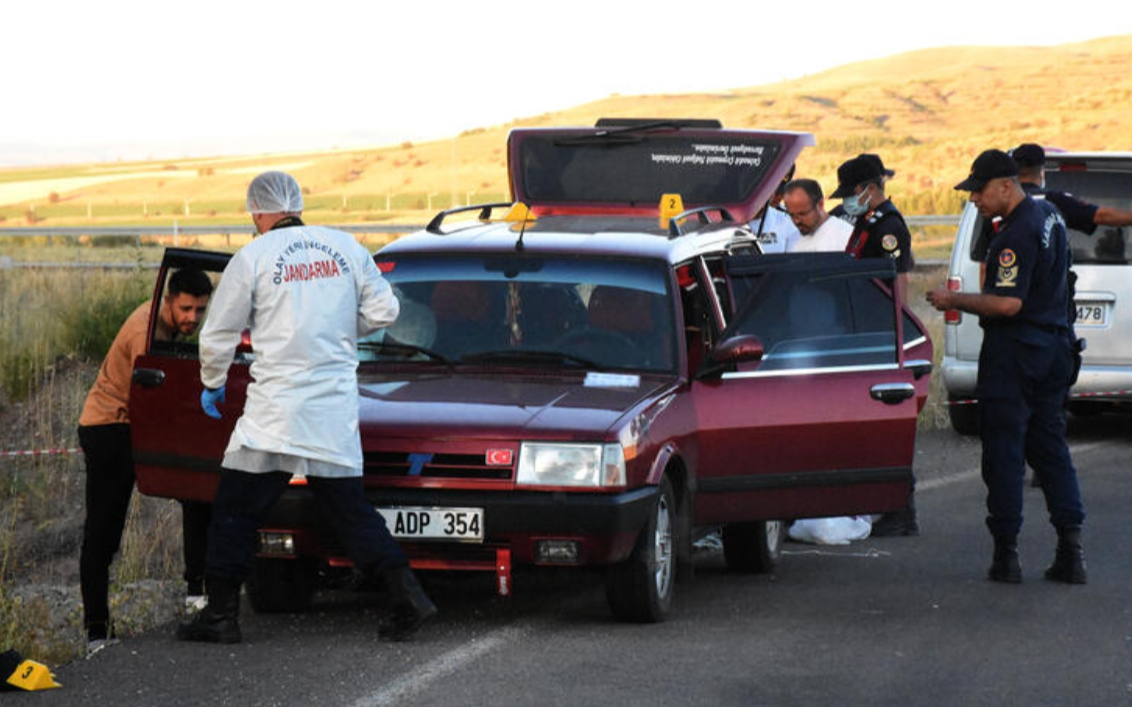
[830,153,918,537]
[831,153,914,303]
[927,149,1086,585]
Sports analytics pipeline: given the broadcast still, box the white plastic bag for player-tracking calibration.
[787,516,873,545]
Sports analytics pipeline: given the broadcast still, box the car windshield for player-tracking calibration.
[361,255,676,372]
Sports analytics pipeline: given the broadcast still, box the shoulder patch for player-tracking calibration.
[998,249,1017,268]
[881,234,898,252]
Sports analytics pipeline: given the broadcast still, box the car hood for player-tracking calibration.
[357,369,673,439]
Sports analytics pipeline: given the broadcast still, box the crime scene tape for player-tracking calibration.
[1,447,80,458]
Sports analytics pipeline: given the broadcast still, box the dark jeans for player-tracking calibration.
[78,424,134,638]
[978,330,1085,538]
[78,424,212,638]
[206,468,407,584]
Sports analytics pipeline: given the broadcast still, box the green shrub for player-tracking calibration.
[57,275,151,362]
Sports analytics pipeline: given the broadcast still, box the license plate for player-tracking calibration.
[378,506,484,542]
[1075,301,1109,327]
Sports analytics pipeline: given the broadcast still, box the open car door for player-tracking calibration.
[690,252,932,523]
[130,248,238,502]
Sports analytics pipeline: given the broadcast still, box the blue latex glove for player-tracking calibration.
[201,386,226,419]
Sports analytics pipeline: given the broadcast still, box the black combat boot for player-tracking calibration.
[988,535,1021,584]
[871,491,920,538]
[1044,526,1087,584]
[378,567,438,641]
[176,576,243,644]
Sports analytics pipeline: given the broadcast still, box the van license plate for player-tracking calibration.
[1075,301,1108,327]
[378,506,484,542]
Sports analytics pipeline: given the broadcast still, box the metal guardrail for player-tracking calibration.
[0,217,959,269]
[0,216,959,239]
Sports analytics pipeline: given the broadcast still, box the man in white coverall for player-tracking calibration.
[177,171,437,644]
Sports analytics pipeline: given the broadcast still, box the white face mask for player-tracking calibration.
[842,184,872,217]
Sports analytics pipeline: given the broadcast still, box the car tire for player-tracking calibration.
[605,477,675,623]
[722,520,783,574]
[948,397,980,436]
[246,557,316,614]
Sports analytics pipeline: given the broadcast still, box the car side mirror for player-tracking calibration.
[696,335,764,380]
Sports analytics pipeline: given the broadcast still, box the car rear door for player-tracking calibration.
[130,248,238,502]
[1046,154,1132,377]
[690,253,931,523]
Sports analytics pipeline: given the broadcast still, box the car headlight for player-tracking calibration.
[516,442,626,488]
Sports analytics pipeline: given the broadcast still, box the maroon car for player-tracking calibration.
[131,119,933,621]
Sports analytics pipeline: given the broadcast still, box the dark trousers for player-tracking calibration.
[78,424,212,638]
[978,330,1085,538]
[206,468,407,583]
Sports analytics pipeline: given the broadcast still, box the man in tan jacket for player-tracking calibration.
[78,268,213,654]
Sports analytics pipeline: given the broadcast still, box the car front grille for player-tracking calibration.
[363,451,513,480]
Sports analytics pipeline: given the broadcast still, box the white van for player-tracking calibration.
[941,151,1132,434]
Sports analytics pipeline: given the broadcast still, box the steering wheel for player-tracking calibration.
[552,328,643,361]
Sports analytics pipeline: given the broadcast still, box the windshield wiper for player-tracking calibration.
[359,339,453,366]
[553,121,683,147]
[458,349,602,370]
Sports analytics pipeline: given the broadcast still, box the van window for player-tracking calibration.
[1047,169,1132,265]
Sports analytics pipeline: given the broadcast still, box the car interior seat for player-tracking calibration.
[429,281,508,357]
[584,285,671,368]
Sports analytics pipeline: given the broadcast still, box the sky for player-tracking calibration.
[4,0,1132,166]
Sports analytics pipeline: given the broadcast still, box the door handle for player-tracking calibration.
[132,368,166,388]
[870,382,914,405]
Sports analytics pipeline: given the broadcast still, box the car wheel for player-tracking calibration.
[948,397,980,436]
[246,557,316,614]
[605,477,675,623]
[722,520,783,574]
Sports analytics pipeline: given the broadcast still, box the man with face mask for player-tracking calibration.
[78,268,214,656]
[830,153,918,537]
[831,154,914,304]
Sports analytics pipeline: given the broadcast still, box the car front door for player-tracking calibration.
[690,253,931,524]
[130,248,239,502]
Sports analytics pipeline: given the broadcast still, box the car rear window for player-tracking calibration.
[512,132,782,206]
[1046,168,1132,265]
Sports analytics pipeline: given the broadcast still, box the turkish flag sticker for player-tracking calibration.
[486,449,513,466]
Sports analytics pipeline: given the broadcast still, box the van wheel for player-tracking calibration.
[247,557,316,613]
[605,477,675,623]
[948,397,980,436]
[722,520,783,573]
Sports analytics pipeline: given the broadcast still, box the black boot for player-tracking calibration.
[871,492,920,537]
[988,535,1021,584]
[1044,526,1087,584]
[176,576,243,644]
[378,567,437,641]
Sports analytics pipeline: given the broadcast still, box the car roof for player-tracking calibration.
[377,214,756,265]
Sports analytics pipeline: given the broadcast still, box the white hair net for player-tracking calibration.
[246,171,304,214]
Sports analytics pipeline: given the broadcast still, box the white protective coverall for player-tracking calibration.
[199,224,399,477]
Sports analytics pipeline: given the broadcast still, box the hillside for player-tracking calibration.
[2,34,1130,227]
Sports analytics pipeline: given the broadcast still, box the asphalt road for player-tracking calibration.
[32,419,1132,706]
